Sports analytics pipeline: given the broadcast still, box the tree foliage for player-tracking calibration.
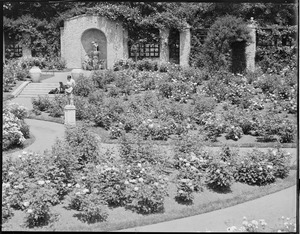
[3,1,297,71]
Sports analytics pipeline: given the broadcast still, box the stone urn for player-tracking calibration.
[29,66,42,83]
[71,68,84,79]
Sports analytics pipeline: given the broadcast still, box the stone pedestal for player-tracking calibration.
[64,105,76,126]
[71,68,83,79]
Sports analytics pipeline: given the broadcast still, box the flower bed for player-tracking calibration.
[31,63,296,145]
[2,124,295,229]
[3,103,30,151]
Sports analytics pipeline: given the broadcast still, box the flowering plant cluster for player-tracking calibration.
[175,167,203,203]
[225,125,243,141]
[233,148,291,186]
[226,216,296,232]
[122,162,169,214]
[205,159,234,190]
[3,103,29,150]
[136,118,170,141]
[199,112,226,142]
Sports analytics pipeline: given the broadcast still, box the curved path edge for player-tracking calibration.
[5,118,65,160]
[118,185,297,232]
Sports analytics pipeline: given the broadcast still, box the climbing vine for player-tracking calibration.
[255,25,297,74]
[191,15,252,72]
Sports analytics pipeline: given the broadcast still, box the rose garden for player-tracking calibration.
[2,2,297,232]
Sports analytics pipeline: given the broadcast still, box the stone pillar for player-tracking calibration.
[179,25,191,67]
[159,28,169,64]
[60,27,65,58]
[64,105,76,126]
[22,33,32,58]
[246,19,256,72]
[3,31,5,61]
[123,28,129,59]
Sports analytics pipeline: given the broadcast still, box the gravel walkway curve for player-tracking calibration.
[119,185,297,232]
[5,118,65,160]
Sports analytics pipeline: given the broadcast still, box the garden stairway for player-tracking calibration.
[17,82,61,99]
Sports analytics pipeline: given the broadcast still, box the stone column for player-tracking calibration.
[22,33,32,58]
[246,19,256,72]
[179,24,191,67]
[3,31,5,61]
[64,105,76,126]
[60,27,65,58]
[159,28,169,64]
[123,28,129,59]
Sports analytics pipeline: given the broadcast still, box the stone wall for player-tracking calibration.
[61,15,128,69]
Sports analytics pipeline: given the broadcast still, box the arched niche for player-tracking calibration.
[81,28,107,62]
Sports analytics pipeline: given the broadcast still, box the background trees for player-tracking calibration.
[3,1,297,72]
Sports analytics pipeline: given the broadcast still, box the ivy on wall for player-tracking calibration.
[255,25,297,74]
[190,15,252,72]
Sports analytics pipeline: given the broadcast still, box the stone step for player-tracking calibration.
[16,82,63,98]
[18,94,58,98]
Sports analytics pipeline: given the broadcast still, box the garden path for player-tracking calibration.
[5,71,298,232]
[118,185,297,232]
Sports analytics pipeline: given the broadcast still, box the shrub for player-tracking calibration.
[73,74,95,97]
[200,113,226,142]
[200,15,251,71]
[256,26,297,74]
[92,69,116,89]
[78,195,108,223]
[135,59,158,71]
[64,124,100,165]
[277,119,296,143]
[192,94,216,124]
[119,135,166,165]
[113,58,135,71]
[123,163,169,214]
[5,102,28,120]
[32,95,52,112]
[19,120,30,139]
[47,94,68,117]
[88,89,105,105]
[2,186,14,224]
[255,74,282,94]
[24,194,58,228]
[266,148,291,179]
[136,119,170,141]
[205,159,234,191]
[234,149,276,186]
[175,167,203,203]
[114,71,133,95]
[225,125,243,141]
[73,96,96,121]
[3,109,26,150]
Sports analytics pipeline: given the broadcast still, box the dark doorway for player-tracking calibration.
[168,28,180,64]
[231,41,246,74]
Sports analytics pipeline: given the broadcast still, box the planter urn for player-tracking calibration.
[71,68,84,79]
[29,66,42,83]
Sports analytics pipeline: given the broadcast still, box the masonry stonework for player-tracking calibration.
[61,15,128,69]
[245,23,256,72]
[159,28,170,64]
[179,25,191,67]
[61,14,192,69]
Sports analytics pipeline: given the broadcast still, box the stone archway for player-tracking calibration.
[81,28,107,69]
